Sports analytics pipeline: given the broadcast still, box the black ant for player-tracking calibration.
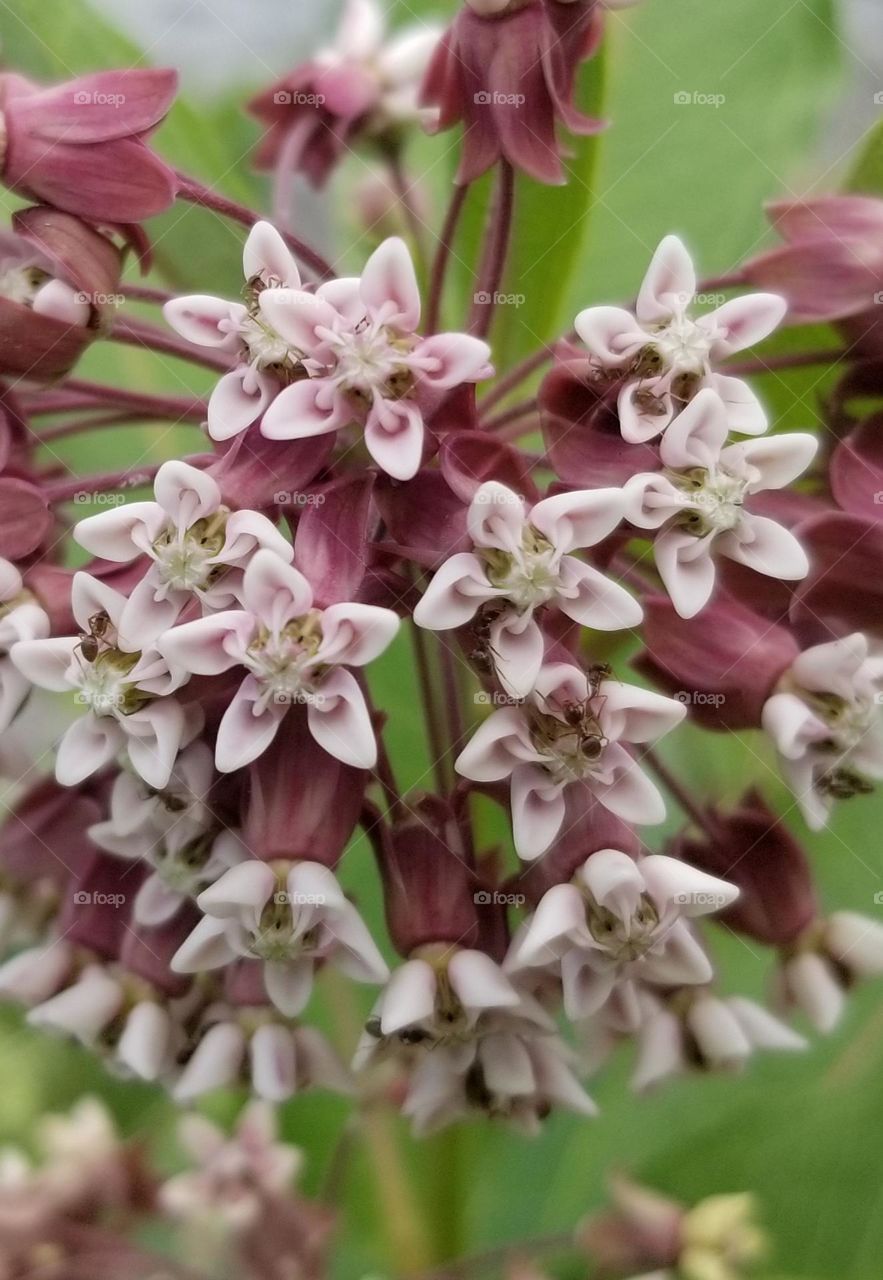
[549,666,613,763]
[76,611,111,664]
[469,602,506,673]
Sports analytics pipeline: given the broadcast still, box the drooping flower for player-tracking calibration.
[505,848,738,1020]
[0,68,178,221]
[11,571,192,789]
[403,1020,597,1135]
[159,549,400,772]
[249,0,441,188]
[421,0,604,186]
[171,857,388,1017]
[574,236,786,441]
[456,661,686,858]
[413,479,640,697]
[762,633,883,829]
[0,557,49,733]
[625,389,816,618]
[163,221,308,441]
[631,987,804,1092]
[257,236,492,480]
[776,911,883,1033]
[74,459,294,640]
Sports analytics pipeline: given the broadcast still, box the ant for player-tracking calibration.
[469,602,506,673]
[553,665,614,764]
[76,611,111,664]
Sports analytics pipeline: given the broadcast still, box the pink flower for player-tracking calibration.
[258,237,492,480]
[625,388,816,617]
[632,988,804,1092]
[249,0,441,187]
[159,549,399,772]
[762,633,883,830]
[413,479,641,697]
[171,858,388,1017]
[0,557,49,733]
[422,0,604,185]
[11,572,192,789]
[402,1022,597,1135]
[505,848,737,1020]
[0,68,178,222]
[575,236,786,441]
[455,661,686,858]
[75,459,293,640]
[163,221,307,441]
[777,911,883,1034]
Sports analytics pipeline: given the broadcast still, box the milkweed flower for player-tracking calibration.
[422,0,604,186]
[171,857,388,1017]
[414,479,641,697]
[74,459,293,639]
[0,558,49,733]
[505,848,738,1020]
[762,633,883,830]
[776,911,883,1033]
[159,549,400,772]
[163,221,308,441]
[575,235,786,441]
[249,0,441,187]
[11,572,192,789]
[455,661,686,858]
[625,389,816,618]
[258,236,492,479]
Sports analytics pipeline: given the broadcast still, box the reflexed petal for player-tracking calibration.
[467,481,525,552]
[530,486,626,552]
[658,387,728,470]
[412,553,497,630]
[208,368,273,441]
[556,558,643,631]
[359,236,421,329]
[243,221,301,289]
[655,528,718,618]
[317,602,400,666]
[706,292,787,357]
[636,235,696,323]
[573,305,647,363]
[364,397,425,480]
[380,959,437,1034]
[260,378,350,440]
[214,678,287,772]
[722,433,818,493]
[719,514,809,581]
[162,295,244,350]
[510,766,567,859]
[306,667,376,767]
[56,714,122,785]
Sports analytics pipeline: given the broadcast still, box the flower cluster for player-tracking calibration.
[0,0,882,1173]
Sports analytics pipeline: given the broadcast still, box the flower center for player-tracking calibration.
[152,835,217,895]
[651,312,714,374]
[243,613,324,710]
[0,261,50,308]
[672,465,748,536]
[482,526,560,610]
[152,515,228,594]
[327,317,416,403]
[77,648,147,717]
[585,893,660,962]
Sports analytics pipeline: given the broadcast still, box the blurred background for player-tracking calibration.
[2,1,883,1276]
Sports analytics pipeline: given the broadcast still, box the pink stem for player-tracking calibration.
[108,317,233,371]
[29,379,207,422]
[426,182,470,335]
[724,347,845,376]
[122,282,176,305]
[176,174,335,281]
[642,747,723,842]
[482,397,539,434]
[469,161,515,340]
[479,339,563,413]
[46,455,213,504]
